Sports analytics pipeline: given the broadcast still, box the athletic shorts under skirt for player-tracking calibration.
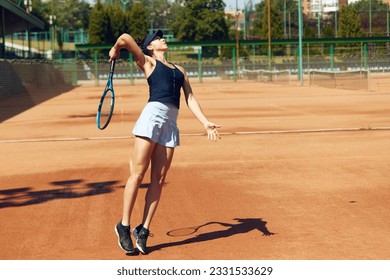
[132,102,180,148]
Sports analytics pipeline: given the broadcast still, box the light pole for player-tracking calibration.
[284,0,287,38]
[49,0,56,59]
[369,0,372,36]
[387,4,389,36]
[298,0,303,85]
[235,0,240,77]
[267,0,271,70]
[243,0,252,40]
[244,1,247,40]
[24,0,32,58]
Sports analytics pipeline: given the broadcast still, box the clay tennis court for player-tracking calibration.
[1,78,390,260]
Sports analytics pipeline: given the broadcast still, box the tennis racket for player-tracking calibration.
[96,59,116,130]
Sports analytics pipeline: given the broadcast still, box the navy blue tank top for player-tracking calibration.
[147,60,185,109]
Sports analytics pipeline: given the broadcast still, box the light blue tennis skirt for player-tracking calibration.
[132,102,180,147]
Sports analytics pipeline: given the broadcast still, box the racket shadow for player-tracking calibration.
[149,218,276,254]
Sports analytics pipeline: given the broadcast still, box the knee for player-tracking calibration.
[129,170,146,186]
[151,171,167,186]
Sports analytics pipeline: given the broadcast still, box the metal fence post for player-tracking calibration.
[94,50,98,86]
[198,48,202,83]
[330,44,334,70]
[129,53,134,85]
[232,47,237,82]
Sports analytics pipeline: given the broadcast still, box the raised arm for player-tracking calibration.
[178,66,221,142]
[109,33,152,71]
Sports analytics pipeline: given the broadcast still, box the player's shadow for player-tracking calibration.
[148,218,276,254]
[0,179,122,209]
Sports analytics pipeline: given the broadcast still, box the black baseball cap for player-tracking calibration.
[142,29,163,56]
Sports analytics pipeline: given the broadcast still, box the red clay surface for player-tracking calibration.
[1,79,390,260]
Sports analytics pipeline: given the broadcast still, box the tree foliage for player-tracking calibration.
[106,4,126,41]
[88,1,110,44]
[29,0,91,31]
[259,2,284,41]
[127,3,148,40]
[21,0,390,47]
[169,0,228,41]
[338,5,364,38]
[352,0,388,36]
[56,0,91,30]
[30,0,50,29]
[88,1,148,45]
[252,0,298,39]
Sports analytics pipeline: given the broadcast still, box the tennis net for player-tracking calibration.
[243,69,291,85]
[309,69,370,91]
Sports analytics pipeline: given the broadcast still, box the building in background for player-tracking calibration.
[303,0,390,18]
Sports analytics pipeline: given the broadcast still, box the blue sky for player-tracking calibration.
[224,0,260,11]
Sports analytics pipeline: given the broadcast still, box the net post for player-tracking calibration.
[363,43,368,69]
[330,44,334,70]
[297,0,303,85]
[94,50,99,87]
[232,47,237,82]
[129,53,134,86]
[198,48,203,83]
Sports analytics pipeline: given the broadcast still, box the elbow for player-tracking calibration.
[118,33,131,44]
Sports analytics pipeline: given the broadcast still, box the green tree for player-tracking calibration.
[322,24,335,38]
[30,0,50,29]
[170,0,228,41]
[338,5,364,57]
[146,0,172,31]
[88,1,110,44]
[259,2,284,55]
[107,4,126,42]
[353,0,388,36]
[56,0,91,31]
[126,3,148,41]
[260,3,283,39]
[338,5,364,38]
[304,25,315,38]
[170,0,228,57]
[252,0,298,39]
[29,0,90,31]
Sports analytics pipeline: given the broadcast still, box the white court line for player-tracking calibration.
[1,127,390,143]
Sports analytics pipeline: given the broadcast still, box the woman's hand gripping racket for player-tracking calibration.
[96,59,116,130]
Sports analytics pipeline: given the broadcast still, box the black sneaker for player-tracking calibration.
[115,222,135,254]
[132,224,153,255]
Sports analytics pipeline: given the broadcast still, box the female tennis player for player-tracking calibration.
[110,30,221,255]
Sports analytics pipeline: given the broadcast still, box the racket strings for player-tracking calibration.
[96,60,115,130]
[98,90,114,128]
[101,90,113,115]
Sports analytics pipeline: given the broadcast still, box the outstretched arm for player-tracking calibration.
[178,66,221,142]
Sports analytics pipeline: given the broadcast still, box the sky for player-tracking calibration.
[223,0,260,11]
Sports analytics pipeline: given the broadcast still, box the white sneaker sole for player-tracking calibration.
[133,228,147,254]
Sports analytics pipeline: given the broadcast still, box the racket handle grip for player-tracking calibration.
[110,59,116,73]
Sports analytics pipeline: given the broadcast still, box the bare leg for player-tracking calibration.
[142,144,175,229]
[121,136,155,226]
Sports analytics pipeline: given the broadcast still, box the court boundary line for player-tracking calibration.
[1,126,390,143]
